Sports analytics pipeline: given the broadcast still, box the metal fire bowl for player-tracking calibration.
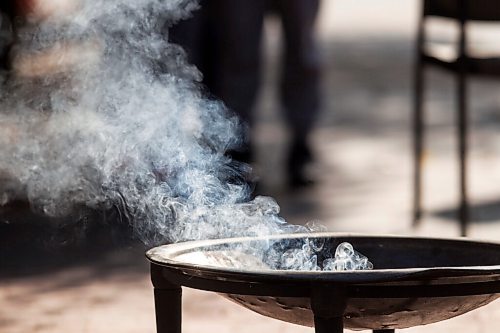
[146,233,500,330]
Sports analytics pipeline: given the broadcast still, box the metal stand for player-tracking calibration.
[151,265,399,333]
[413,0,471,237]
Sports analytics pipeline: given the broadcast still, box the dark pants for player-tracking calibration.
[0,3,15,70]
[170,0,321,152]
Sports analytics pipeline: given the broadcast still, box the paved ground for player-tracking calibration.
[3,0,500,332]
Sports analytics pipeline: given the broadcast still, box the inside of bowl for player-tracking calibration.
[168,236,500,271]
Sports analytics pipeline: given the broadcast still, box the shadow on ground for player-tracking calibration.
[434,199,500,224]
[0,201,148,279]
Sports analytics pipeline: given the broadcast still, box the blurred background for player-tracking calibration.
[3,0,500,332]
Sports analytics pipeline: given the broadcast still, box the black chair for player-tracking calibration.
[413,0,500,236]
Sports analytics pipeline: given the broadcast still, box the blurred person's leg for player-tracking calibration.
[0,3,15,71]
[167,0,218,89]
[212,0,267,163]
[275,0,321,187]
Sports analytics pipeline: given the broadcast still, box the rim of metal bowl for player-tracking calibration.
[146,232,500,284]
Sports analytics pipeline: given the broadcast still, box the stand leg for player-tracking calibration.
[311,285,347,333]
[151,264,182,333]
[154,287,182,333]
[413,14,425,226]
[457,59,469,237]
[314,316,343,333]
[413,45,424,226]
[457,12,469,237]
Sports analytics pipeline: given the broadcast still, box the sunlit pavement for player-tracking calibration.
[3,0,500,332]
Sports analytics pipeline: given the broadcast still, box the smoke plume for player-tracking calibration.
[0,0,304,245]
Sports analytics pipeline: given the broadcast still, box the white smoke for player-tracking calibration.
[0,0,296,245]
